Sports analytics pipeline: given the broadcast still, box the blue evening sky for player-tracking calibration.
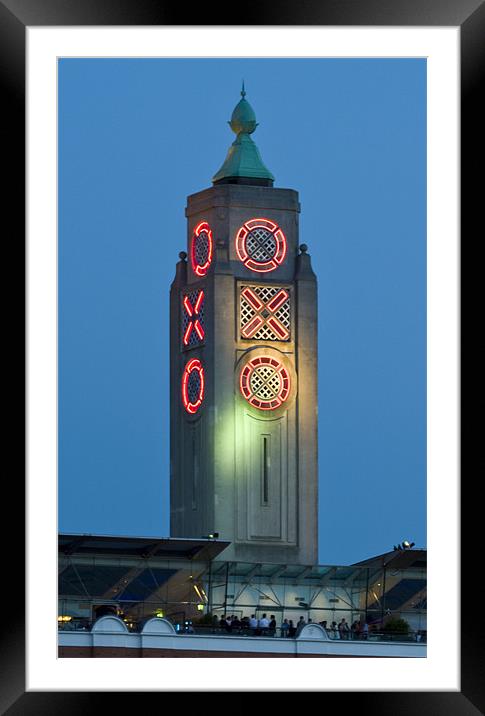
[58,58,426,565]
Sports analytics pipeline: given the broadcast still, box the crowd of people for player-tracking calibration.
[319,618,369,640]
[209,614,371,639]
[211,613,278,636]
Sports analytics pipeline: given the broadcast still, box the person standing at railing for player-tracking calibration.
[249,614,258,635]
[295,616,306,637]
[339,618,350,640]
[329,621,340,639]
[240,615,250,634]
[258,613,270,636]
[280,618,290,637]
[361,621,369,640]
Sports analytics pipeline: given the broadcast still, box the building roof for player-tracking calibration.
[59,533,230,562]
[352,548,427,570]
[58,535,426,621]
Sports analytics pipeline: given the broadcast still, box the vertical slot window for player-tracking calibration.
[191,433,198,510]
[262,435,270,505]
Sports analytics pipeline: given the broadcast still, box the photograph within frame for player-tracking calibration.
[56,53,428,659]
[28,25,457,692]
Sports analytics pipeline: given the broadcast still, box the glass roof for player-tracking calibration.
[210,561,370,584]
[116,568,177,602]
[58,534,230,561]
[60,564,129,598]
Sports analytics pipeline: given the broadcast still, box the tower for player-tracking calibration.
[170,87,318,564]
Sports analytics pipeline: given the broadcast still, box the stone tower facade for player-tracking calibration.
[170,88,318,564]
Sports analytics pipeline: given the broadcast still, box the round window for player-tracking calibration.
[239,355,291,410]
[191,221,213,277]
[235,218,287,273]
[182,358,205,414]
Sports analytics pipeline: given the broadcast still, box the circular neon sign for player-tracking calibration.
[191,221,213,277]
[240,355,290,410]
[182,358,205,414]
[235,218,287,273]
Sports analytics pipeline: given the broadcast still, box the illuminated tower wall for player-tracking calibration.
[170,90,318,564]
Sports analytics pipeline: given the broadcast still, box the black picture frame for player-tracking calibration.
[7,0,478,711]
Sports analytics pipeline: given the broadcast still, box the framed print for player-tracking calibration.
[5,0,479,710]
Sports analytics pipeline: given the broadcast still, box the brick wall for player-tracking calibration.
[58,646,359,658]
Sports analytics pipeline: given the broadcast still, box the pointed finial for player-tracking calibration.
[212,85,274,186]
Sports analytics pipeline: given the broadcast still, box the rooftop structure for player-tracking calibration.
[212,83,275,186]
[58,533,426,657]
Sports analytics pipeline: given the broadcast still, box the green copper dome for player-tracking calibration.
[212,84,274,186]
[229,90,257,134]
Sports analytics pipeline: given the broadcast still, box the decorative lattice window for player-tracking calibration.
[182,289,205,349]
[240,356,291,410]
[235,218,287,273]
[191,221,213,277]
[182,358,205,414]
[240,285,290,341]
[246,228,277,262]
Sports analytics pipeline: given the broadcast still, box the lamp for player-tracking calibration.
[394,540,415,551]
